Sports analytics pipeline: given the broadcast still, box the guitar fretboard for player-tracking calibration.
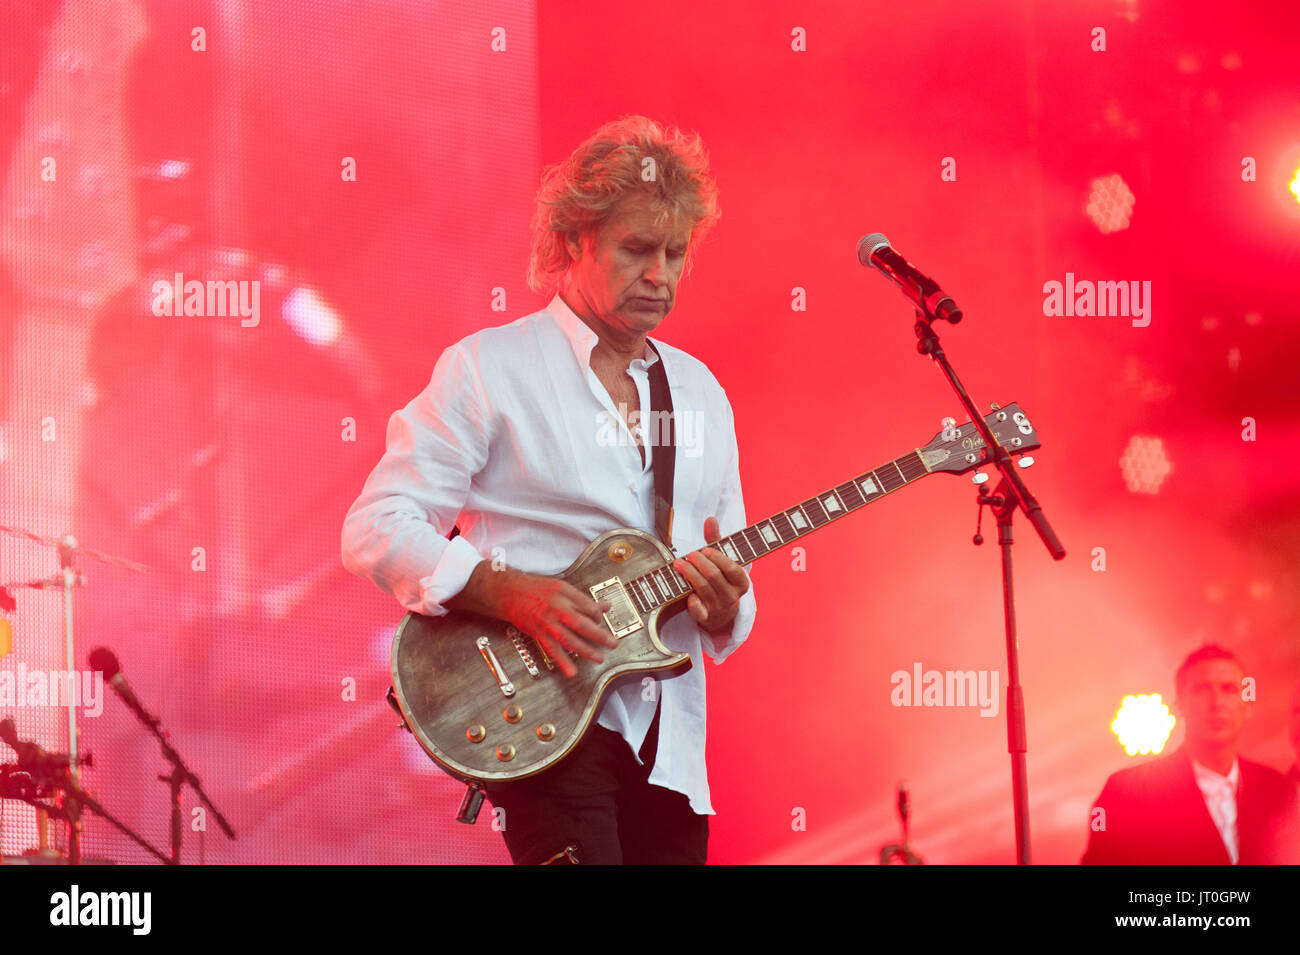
[624,449,929,616]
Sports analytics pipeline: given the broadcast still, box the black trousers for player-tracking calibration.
[482,702,708,864]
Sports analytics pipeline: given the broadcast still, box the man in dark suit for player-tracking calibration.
[1082,644,1300,864]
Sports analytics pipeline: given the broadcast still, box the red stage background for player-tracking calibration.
[2,0,1298,864]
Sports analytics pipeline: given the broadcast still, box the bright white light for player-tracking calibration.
[159,159,191,180]
[282,286,342,346]
[1111,693,1177,755]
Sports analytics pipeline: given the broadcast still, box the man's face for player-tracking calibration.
[1176,659,1248,750]
[563,193,692,339]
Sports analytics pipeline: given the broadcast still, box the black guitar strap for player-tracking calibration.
[645,340,676,550]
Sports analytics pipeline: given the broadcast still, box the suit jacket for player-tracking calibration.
[1081,745,1300,864]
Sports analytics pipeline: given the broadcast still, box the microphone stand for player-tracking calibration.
[109,678,238,863]
[878,781,924,864]
[2,761,172,865]
[155,733,237,863]
[57,537,85,788]
[0,525,147,794]
[911,309,1066,865]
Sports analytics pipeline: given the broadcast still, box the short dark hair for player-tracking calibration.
[1175,644,1244,695]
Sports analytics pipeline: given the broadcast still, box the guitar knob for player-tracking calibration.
[496,743,515,761]
[467,724,486,743]
[536,723,556,741]
[504,704,522,723]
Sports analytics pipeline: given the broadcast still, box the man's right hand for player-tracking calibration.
[447,563,616,678]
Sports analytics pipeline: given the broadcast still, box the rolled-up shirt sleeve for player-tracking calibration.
[698,391,757,664]
[341,342,491,616]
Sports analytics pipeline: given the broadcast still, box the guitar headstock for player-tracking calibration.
[920,402,1041,475]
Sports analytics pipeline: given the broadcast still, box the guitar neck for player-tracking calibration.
[625,448,930,616]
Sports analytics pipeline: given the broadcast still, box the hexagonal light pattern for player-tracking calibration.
[1119,434,1173,494]
[1086,172,1135,233]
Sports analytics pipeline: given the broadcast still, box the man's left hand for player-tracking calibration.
[672,516,750,634]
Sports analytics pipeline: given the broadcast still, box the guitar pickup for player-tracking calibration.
[589,577,642,638]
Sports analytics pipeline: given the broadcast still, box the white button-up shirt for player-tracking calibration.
[1192,757,1240,864]
[341,292,757,814]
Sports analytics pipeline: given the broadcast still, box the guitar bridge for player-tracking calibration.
[589,577,642,638]
[507,626,542,677]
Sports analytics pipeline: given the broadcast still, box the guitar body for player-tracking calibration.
[390,527,691,784]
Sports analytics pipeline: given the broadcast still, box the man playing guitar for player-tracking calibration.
[342,115,756,864]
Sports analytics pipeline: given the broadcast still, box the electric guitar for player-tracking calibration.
[390,402,1041,784]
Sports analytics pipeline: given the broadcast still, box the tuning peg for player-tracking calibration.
[1018,456,1035,469]
[972,472,989,484]
[989,402,1000,411]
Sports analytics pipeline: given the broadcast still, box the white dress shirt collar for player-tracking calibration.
[547,291,660,371]
[1191,756,1240,794]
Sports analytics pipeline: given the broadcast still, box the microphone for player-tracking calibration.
[0,717,36,761]
[857,234,963,323]
[0,718,89,771]
[88,646,159,729]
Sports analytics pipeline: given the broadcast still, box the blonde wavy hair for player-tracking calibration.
[527,115,721,294]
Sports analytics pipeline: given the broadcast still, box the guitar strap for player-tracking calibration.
[645,339,676,550]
